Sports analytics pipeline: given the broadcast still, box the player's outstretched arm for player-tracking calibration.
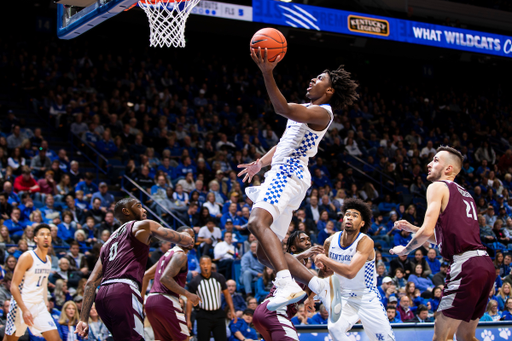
[160,252,201,306]
[314,236,374,279]
[134,220,194,247]
[141,263,157,302]
[11,253,34,327]
[77,258,103,338]
[393,220,437,244]
[390,182,447,256]
[250,48,330,128]
[237,146,276,183]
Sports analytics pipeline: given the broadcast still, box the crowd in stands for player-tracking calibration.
[1,29,512,339]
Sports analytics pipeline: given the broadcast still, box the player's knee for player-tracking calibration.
[248,218,265,235]
[455,330,475,341]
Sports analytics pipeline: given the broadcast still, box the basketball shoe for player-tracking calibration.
[267,277,306,311]
[316,276,343,323]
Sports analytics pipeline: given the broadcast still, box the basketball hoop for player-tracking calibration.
[138,0,200,48]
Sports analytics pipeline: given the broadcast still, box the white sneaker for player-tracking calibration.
[316,276,342,323]
[267,278,306,311]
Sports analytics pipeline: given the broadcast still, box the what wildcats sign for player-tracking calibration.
[252,0,512,58]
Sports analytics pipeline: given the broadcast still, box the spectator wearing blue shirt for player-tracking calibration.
[408,264,434,293]
[378,277,394,307]
[430,287,442,312]
[228,309,258,341]
[41,195,62,223]
[239,241,264,296]
[222,221,244,248]
[90,182,114,209]
[95,131,118,158]
[222,279,247,313]
[58,211,78,243]
[425,249,441,276]
[312,168,332,189]
[310,304,329,324]
[310,157,330,179]
[18,194,35,221]
[174,156,197,180]
[3,181,20,207]
[502,254,512,278]
[3,208,27,239]
[222,193,243,215]
[221,203,243,230]
[378,195,397,215]
[157,157,175,183]
[394,230,412,247]
[74,173,98,201]
[480,299,502,322]
[368,214,391,243]
[502,298,512,321]
[291,304,314,326]
[497,282,511,311]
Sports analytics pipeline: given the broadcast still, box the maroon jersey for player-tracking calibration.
[434,181,486,262]
[100,221,149,289]
[150,246,188,298]
[265,282,306,319]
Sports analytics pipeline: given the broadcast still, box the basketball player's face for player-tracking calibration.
[34,228,51,249]
[306,73,332,99]
[343,209,364,233]
[427,152,446,181]
[130,201,147,220]
[293,233,311,253]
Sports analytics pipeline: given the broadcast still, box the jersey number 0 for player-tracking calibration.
[109,241,119,261]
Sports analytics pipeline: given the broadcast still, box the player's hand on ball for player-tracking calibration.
[389,245,407,256]
[76,321,89,337]
[22,309,34,327]
[250,47,282,73]
[302,245,325,259]
[237,159,262,183]
[188,293,201,307]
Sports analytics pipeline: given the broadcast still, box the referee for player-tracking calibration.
[187,255,237,341]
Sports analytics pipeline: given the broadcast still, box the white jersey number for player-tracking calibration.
[109,241,119,261]
[463,199,478,221]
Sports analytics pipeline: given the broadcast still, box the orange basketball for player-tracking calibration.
[250,28,287,62]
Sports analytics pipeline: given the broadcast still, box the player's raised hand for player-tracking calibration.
[187,293,201,307]
[237,159,262,183]
[394,220,417,233]
[22,309,34,327]
[389,245,408,256]
[304,295,316,314]
[76,321,89,338]
[250,47,282,73]
[301,245,325,259]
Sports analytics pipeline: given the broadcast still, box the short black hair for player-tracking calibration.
[177,226,192,233]
[34,223,51,236]
[342,198,372,233]
[323,65,359,110]
[199,255,212,262]
[114,198,137,220]
[243,308,254,316]
[416,304,429,314]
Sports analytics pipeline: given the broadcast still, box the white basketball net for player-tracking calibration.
[138,0,200,48]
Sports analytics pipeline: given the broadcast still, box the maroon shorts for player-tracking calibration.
[96,282,145,341]
[438,251,495,322]
[252,300,299,341]
[146,293,190,341]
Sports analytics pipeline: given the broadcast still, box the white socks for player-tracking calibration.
[275,270,292,281]
[308,276,322,294]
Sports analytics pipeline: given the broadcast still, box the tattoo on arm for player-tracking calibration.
[160,255,190,297]
[405,239,419,253]
[79,269,103,322]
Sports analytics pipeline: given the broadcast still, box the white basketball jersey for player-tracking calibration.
[271,103,333,181]
[328,232,377,295]
[20,251,51,304]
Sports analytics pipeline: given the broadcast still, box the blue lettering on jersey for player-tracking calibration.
[329,252,353,262]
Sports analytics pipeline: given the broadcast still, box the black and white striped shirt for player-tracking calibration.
[188,272,227,311]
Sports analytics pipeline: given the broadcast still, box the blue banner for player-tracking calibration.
[252,0,512,58]
[295,323,512,341]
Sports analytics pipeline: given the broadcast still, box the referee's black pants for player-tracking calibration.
[196,308,226,341]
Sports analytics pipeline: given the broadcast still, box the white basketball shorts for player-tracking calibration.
[246,167,309,241]
[5,300,57,337]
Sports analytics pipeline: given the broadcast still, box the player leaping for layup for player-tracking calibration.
[390,146,495,341]
[238,47,358,313]
[75,198,194,341]
[314,199,395,341]
[5,224,61,341]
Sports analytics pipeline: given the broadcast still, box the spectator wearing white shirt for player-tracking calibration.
[204,192,223,219]
[214,231,238,280]
[197,219,222,257]
[419,141,436,159]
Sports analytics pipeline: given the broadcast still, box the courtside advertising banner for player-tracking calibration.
[252,0,512,58]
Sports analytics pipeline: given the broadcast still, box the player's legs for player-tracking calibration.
[357,295,395,341]
[3,336,19,341]
[248,208,287,271]
[432,312,461,341]
[40,330,61,341]
[328,299,359,341]
[252,301,299,341]
[455,319,480,341]
[145,295,189,341]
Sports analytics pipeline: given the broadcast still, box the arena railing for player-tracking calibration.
[340,158,395,196]
[121,174,188,229]
[68,131,109,183]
